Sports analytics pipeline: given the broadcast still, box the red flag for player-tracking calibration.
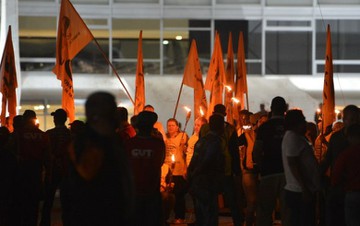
[205,32,225,119]
[236,32,248,110]
[134,30,145,115]
[225,33,235,124]
[183,39,208,120]
[53,0,94,122]
[322,24,335,132]
[0,26,18,132]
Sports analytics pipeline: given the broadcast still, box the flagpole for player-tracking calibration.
[92,38,135,105]
[246,93,249,110]
[173,82,184,118]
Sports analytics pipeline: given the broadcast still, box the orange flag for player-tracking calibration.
[134,30,145,115]
[183,39,208,120]
[205,32,225,119]
[322,24,335,132]
[53,0,94,122]
[225,33,235,124]
[0,26,17,132]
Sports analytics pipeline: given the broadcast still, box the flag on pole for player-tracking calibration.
[205,32,225,119]
[0,26,17,132]
[53,0,94,122]
[322,24,335,132]
[235,31,248,111]
[225,32,235,124]
[183,39,208,120]
[134,30,145,115]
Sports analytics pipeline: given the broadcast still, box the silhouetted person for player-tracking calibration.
[62,91,134,226]
[8,110,51,226]
[125,110,165,226]
[116,106,136,141]
[0,126,17,226]
[188,114,225,226]
[40,108,71,226]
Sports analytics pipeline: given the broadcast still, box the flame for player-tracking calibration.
[335,109,340,114]
[200,107,204,116]
[224,85,232,92]
[317,108,321,113]
[231,97,240,104]
[171,154,175,163]
[35,118,39,126]
[184,106,191,113]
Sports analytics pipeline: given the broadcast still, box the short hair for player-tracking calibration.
[167,118,179,127]
[117,107,128,122]
[270,96,287,114]
[209,114,224,132]
[284,109,306,130]
[85,91,117,123]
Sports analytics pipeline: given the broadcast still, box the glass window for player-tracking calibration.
[216,0,260,4]
[266,31,312,74]
[266,0,312,6]
[316,20,360,60]
[163,19,211,75]
[164,0,211,5]
[318,0,360,4]
[113,0,158,3]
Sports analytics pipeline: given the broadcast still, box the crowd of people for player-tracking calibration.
[0,91,359,226]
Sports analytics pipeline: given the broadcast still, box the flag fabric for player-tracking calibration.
[205,32,225,119]
[134,30,145,115]
[225,33,235,124]
[235,31,248,110]
[183,39,208,120]
[53,0,94,122]
[0,26,17,131]
[322,24,335,132]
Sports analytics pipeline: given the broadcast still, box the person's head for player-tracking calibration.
[69,120,85,136]
[51,108,68,125]
[213,104,227,117]
[23,110,37,126]
[260,103,265,111]
[143,105,155,112]
[342,105,359,129]
[239,110,251,126]
[270,96,287,116]
[85,91,117,136]
[116,107,129,123]
[346,123,360,146]
[12,115,24,131]
[306,122,318,144]
[167,118,179,136]
[209,114,225,134]
[194,117,207,135]
[137,111,158,134]
[332,121,344,133]
[284,109,307,135]
[0,126,10,147]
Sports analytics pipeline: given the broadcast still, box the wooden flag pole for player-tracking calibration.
[173,82,184,118]
[246,93,249,110]
[92,38,135,105]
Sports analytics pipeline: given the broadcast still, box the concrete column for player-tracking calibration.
[1,0,21,109]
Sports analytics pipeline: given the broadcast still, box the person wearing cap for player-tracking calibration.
[124,110,165,226]
[252,96,288,226]
[282,109,320,226]
[7,109,51,226]
[199,104,243,226]
[62,91,134,226]
[40,108,72,226]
